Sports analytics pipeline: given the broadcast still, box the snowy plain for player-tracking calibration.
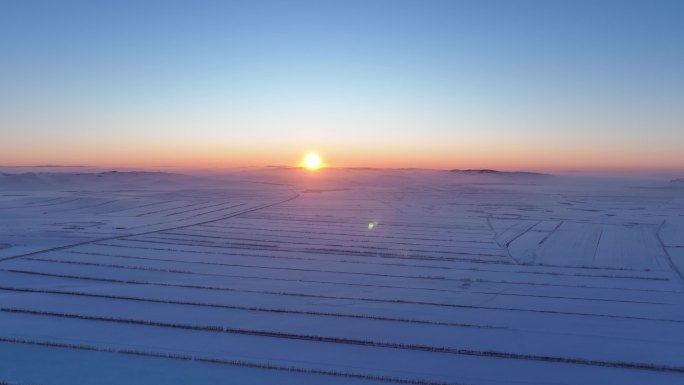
[0,168,683,385]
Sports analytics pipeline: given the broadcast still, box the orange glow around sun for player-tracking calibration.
[304,153,322,170]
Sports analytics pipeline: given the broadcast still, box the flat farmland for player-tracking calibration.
[1,169,683,384]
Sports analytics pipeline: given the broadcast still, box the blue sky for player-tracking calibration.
[1,0,682,169]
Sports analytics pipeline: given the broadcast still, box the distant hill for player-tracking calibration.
[0,171,208,191]
[671,178,684,185]
[449,169,551,177]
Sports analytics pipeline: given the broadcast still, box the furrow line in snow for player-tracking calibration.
[25,255,673,293]
[0,286,500,329]
[146,232,503,254]
[68,249,450,271]
[95,241,512,265]
[136,202,207,217]
[25,257,450,281]
[2,308,683,374]
[0,194,299,263]
[67,248,667,282]
[0,337,462,385]
[63,252,461,293]
[198,222,497,244]
[2,270,681,323]
[158,229,503,252]
[164,202,246,218]
[102,238,511,261]
[192,223,498,246]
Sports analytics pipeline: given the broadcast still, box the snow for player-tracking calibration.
[0,169,683,384]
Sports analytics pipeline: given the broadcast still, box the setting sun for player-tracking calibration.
[304,153,322,170]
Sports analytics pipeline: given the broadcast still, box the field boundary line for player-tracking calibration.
[0,193,299,263]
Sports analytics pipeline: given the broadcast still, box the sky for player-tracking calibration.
[1,0,683,171]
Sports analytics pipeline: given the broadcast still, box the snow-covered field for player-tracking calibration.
[1,168,683,384]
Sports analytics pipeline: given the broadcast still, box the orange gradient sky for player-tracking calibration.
[3,132,683,171]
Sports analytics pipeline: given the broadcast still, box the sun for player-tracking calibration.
[304,153,322,170]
